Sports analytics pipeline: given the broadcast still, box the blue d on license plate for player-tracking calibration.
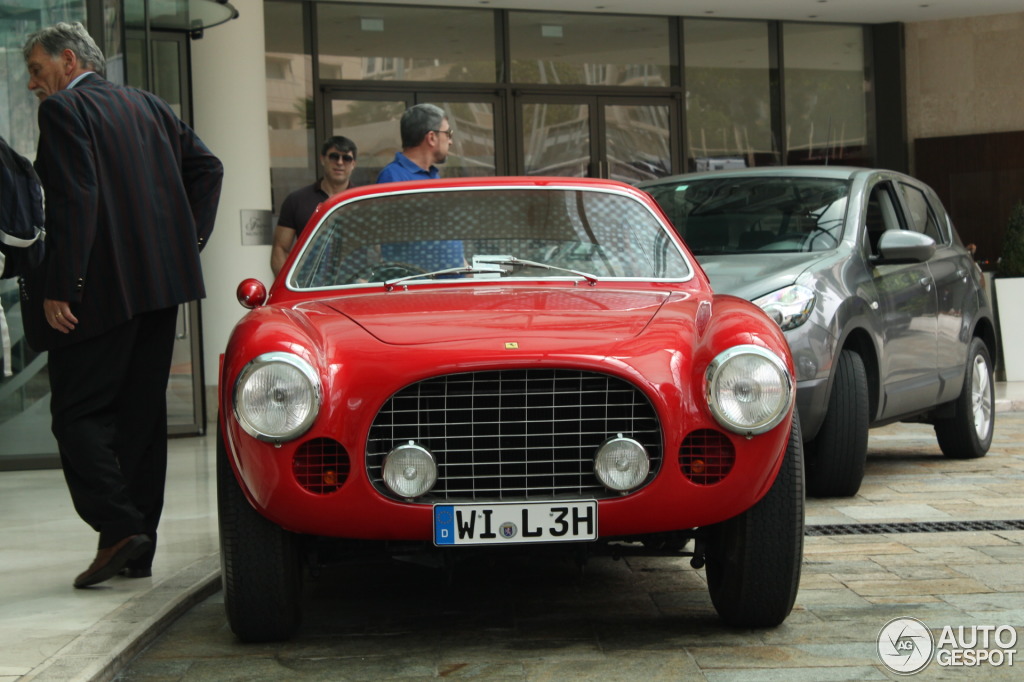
[434,501,597,546]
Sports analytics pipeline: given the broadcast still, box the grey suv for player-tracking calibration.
[639,167,996,497]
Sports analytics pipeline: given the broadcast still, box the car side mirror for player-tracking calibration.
[874,230,936,264]
[236,278,268,309]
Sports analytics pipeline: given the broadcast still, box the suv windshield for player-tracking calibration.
[289,186,690,289]
[645,177,851,254]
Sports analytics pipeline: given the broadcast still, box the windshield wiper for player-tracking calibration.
[476,257,600,286]
[383,265,505,290]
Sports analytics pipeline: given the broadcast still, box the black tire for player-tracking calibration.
[935,337,994,459]
[805,349,869,497]
[705,413,804,628]
[217,425,304,642]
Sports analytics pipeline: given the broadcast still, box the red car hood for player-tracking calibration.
[310,287,672,346]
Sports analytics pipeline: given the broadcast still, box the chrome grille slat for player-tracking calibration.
[366,369,662,503]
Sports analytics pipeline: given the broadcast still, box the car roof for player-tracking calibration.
[636,165,909,187]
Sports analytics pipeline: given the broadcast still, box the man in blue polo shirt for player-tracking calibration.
[377,104,462,271]
[377,103,453,183]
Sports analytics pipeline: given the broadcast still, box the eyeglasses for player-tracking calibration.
[432,129,455,140]
[327,152,355,163]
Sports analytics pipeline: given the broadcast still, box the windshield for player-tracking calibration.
[289,186,691,289]
[645,176,851,254]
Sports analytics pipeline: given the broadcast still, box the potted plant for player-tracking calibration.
[994,201,1024,380]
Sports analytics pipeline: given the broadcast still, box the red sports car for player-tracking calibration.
[218,177,804,642]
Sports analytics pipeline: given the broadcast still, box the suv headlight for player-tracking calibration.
[233,352,321,442]
[753,284,815,331]
[706,345,793,436]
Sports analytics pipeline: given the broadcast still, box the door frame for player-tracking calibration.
[149,30,206,437]
[513,93,680,178]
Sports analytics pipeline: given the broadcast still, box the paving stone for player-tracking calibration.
[844,577,994,597]
[804,540,916,557]
[704,667,889,681]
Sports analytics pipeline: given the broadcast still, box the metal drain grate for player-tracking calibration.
[806,519,1024,536]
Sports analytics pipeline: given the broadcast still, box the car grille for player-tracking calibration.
[366,369,662,502]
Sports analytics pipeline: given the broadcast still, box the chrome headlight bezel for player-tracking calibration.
[706,345,794,436]
[233,352,322,443]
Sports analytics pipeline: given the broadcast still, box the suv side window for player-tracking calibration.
[865,183,902,257]
[899,183,945,244]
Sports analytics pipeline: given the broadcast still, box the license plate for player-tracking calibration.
[434,501,597,546]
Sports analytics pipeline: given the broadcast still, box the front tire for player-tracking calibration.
[705,413,804,628]
[935,337,994,459]
[217,425,304,642]
[805,349,869,497]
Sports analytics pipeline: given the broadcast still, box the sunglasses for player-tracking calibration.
[327,152,355,163]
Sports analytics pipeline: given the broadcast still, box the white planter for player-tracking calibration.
[994,276,1024,381]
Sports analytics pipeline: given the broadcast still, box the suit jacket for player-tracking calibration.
[21,73,223,351]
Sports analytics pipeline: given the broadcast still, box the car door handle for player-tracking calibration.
[920,277,933,292]
[956,268,968,281]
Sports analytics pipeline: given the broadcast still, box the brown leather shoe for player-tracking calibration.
[74,534,152,588]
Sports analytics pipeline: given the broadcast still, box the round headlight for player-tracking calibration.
[234,352,321,442]
[706,346,793,435]
[594,435,650,492]
[383,442,437,499]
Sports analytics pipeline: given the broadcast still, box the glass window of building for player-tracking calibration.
[783,23,869,165]
[316,3,496,83]
[683,19,775,170]
[522,102,590,176]
[509,12,671,87]
[327,97,497,182]
[265,0,314,215]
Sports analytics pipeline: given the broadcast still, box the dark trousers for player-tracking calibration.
[48,306,178,557]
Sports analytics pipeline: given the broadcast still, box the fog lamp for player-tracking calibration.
[383,442,437,499]
[594,435,649,492]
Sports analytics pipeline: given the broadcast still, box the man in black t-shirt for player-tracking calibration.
[271,136,357,276]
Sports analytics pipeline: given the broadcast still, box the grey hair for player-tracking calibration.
[400,103,447,148]
[24,22,106,77]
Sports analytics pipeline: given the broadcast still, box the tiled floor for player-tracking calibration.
[3,384,1023,682]
[1,436,219,682]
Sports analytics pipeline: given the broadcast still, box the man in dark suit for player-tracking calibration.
[22,22,223,588]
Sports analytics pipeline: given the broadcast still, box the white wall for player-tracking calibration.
[190,4,275,394]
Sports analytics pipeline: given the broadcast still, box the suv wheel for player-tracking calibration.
[805,349,869,497]
[935,337,994,459]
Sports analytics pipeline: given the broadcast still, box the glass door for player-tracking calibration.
[148,31,206,436]
[519,96,677,181]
